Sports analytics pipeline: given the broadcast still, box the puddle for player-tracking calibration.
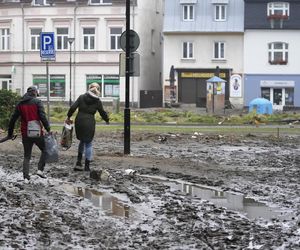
[63,184,133,219]
[140,175,295,221]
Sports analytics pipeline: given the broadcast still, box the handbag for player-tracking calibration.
[44,132,59,163]
[60,123,73,150]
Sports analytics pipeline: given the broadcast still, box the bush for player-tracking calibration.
[0,90,20,130]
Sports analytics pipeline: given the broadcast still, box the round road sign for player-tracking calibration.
[120,29,140,52]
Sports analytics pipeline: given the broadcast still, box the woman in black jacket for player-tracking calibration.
[66,83,109,171]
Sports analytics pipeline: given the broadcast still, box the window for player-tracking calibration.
[30,28,42,50]
[151,29,155,54]
[0,28,10,51]
[214,5,227,21]
[110,27,122,50]
[182,42,193,59]
[268,42,288,65]
[83,27,95,50]
[183,5,194,21]
[33,0,49,6]
[285,88,294,106]
[267,2,289,18]
[104,75,119,97]
[214,42,225,59]
[89,0,112,5]
[261,87,271,101]
[56,28,69,50]
[33,74,66,98]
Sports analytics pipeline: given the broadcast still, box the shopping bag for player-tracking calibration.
[60,123,73,150]
[44,132,59,163]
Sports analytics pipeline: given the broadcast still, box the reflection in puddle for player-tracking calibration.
[141,175,295,221]
[63,184,132,218]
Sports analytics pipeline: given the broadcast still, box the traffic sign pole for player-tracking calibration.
[46,62,50,122]
[40,32,55,122]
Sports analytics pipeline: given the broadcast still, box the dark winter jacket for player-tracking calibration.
[8,93,50,138]
[67,93,109,143]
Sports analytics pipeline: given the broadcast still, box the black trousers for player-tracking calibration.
[22,136,46,178]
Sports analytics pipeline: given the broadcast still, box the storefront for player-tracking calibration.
[244,75,300,110]
[33,74,65,99]
[261,80,294,110]
[175,68,230,107]
[86,74,119,98]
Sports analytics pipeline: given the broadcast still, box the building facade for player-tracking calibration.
[244,0,300,110]
[0,0,164,107]
[163,0,244,108]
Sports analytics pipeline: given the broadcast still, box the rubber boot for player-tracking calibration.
[74,153,84,171]
[76,152,83,167]
[84,159,90,171]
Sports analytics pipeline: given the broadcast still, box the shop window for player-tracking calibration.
[182,41,193,59]
[33,74,65,98]
[0,28,10,51]
[285,88,294,106]
[268,42,288,65]
[104,75,119,97]
[261,87,271,101]
[86,75,102,94]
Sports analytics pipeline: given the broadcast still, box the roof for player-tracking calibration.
[206,76,226,83]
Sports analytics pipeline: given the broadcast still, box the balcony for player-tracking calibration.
[269,60,288,65]
[267,14,289,20]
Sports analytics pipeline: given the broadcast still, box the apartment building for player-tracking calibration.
[163,0,244,108]
[0,0,164,107]
[244,0,300,110]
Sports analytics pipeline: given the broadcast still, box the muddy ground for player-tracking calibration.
[0,127,299,250]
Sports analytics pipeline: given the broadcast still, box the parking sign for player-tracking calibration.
[40,32,56,62]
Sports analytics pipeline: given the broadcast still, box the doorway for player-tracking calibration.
[261,87,294,110]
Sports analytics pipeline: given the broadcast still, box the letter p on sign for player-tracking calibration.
[43,36,52,50]
[40,32,56,61]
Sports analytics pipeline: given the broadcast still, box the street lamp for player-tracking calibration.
[67,37,75,107]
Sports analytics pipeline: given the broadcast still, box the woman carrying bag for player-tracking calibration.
[65,83,109,171]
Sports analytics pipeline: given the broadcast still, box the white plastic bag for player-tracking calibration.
[60,123,73,150]
[44,133,59,163]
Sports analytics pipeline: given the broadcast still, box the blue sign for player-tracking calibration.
[40,32,56,61]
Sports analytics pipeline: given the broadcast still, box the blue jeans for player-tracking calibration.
[78,141,93,161]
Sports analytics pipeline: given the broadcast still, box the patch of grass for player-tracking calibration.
[48,105,300,126]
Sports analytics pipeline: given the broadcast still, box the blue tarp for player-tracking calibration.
[249,98,273,114]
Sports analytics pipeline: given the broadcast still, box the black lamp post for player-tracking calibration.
[67,37,75,107]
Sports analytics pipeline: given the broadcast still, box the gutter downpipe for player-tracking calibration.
[73,4,78,101]
[21,4,25,94]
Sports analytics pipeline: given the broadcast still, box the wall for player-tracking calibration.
[244,30,300,74]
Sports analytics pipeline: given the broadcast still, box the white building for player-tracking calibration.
[0,0,164,108]
[163,0,244,108]
[244,0,300,110]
